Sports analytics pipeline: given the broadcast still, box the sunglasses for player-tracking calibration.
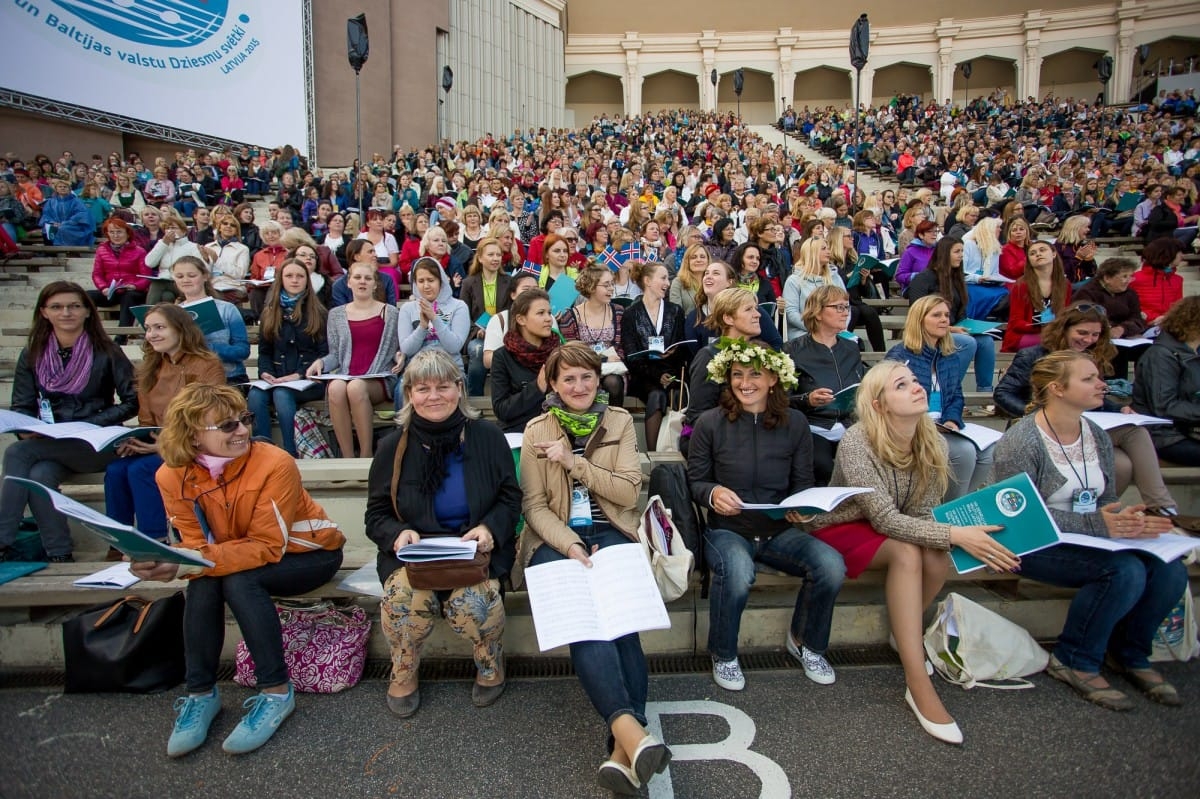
[1071,303,1108,317]
[203,411,254,433]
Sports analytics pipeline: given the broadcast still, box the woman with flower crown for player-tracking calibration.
[686,338,846,693]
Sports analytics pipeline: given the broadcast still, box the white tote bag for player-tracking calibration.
[1151,585,1200,663]
[636,495,694,602]
[655,372,688,453]
[923,592,1049,689]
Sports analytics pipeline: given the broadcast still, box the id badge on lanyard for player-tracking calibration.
[1072,487,1098,514]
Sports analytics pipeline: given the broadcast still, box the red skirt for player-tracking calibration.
[813,521,888,578]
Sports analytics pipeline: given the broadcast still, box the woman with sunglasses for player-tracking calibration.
[104,304,225,550]
[0,282,137,563]
[132,383,345,756]
[247,259,328,457]
[995,301,1184,519]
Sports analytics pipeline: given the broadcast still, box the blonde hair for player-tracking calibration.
[1027,350,1094,413]
[1056,215,1091,245]
[795,237,833,282]
[965,217,1001,259]
[676,244,709,294]
[901,295,957,355]
[855,361,949,499]
[158,383,248,467]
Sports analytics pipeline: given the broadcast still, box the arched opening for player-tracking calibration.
[642,69,701,113]
[1039,48,1107,103]
[1131,36,1200,103]
[717,67,774,123]
[952,56,1017,104]
[873,62,933,102]
[565,71,623,126]
[792,66,851,109]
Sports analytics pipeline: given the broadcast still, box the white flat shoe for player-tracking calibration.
[905,688,962,745]
[889,633,935,676]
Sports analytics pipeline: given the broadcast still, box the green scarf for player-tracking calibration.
[545,392,609,439]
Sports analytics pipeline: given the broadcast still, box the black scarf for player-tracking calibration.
[408,408,468,495]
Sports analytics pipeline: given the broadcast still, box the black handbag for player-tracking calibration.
[62,593,186,694]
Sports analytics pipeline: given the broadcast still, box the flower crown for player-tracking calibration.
[706,337,798,391]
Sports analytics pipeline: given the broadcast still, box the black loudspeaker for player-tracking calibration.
[442,65,454,94]
[1095,55,1113,83]
[1138,44,1151,65]
[850,14,870,71]
[347,14,369,74]
[710,68,717,87]
[733,69,744,96]
[962,61,973,79]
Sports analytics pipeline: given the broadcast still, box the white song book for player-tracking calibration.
[523,543,670,651]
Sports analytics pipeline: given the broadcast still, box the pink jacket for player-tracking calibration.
[91,242,150,293]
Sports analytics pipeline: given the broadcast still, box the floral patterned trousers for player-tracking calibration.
[380,568,505,686]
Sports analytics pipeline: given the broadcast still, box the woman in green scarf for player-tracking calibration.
[514,342,669,795]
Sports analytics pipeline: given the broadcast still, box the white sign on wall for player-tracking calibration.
[1,0,308,148]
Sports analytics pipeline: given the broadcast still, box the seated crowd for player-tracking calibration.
[0,109,1196,780]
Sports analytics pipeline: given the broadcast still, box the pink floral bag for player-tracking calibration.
[234,601,371,693]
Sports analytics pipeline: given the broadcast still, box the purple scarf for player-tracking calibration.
[36,332,94,395]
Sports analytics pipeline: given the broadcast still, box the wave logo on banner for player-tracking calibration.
[50,0,229,47]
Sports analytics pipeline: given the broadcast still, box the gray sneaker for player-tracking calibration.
[786,633,836,685]
[712,657,746,691]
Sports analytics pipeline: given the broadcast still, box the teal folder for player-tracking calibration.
[933,472,1062,574]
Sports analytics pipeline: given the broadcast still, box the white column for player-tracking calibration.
[1022,13,1047,101]
[937,47,955,105]
[858,66,875,109]
[621,33,643,117]
[698,31,721,112]
[776,29,797,117]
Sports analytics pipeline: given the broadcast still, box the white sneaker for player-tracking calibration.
[787,633,836,685]
[712,657,745,691]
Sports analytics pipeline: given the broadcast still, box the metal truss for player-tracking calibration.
[0,87,253,151]
[301,0,317,166]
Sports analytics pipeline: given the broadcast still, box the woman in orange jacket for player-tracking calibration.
[131,382,344,758]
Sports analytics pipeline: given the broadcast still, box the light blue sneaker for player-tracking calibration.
[167,689,222,758]
[221,685,295,754]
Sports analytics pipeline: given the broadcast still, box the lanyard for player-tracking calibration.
[1042,410,1088,489]
[649,298,664,335]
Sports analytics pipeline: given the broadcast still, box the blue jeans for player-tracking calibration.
[951,332,996,391]
[104,453,168,540]
[184,547,343,692]
[247,384,324,456]
[466,339,486,397]
[0,438,115,556]
[1019,544,1189,672]
[704,527,846,661]
[529,525,649,734]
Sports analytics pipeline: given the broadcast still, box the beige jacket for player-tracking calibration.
[513,406,642,588]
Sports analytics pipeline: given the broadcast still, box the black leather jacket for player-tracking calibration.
[786,334,868,427]
[10,345,138,427]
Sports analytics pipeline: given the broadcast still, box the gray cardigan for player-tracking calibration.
[992,414,1114,537]
[803,424,953,550]
[320,303,400,376]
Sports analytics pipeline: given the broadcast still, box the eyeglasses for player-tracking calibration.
[203,411,254,433]
[824,303,852,313]
[44,303,85,313]
[1072,303,1108,317]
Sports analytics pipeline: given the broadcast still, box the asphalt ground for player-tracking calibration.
[1,660,1198,799]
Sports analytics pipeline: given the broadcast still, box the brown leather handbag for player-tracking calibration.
[390,427,491,591]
